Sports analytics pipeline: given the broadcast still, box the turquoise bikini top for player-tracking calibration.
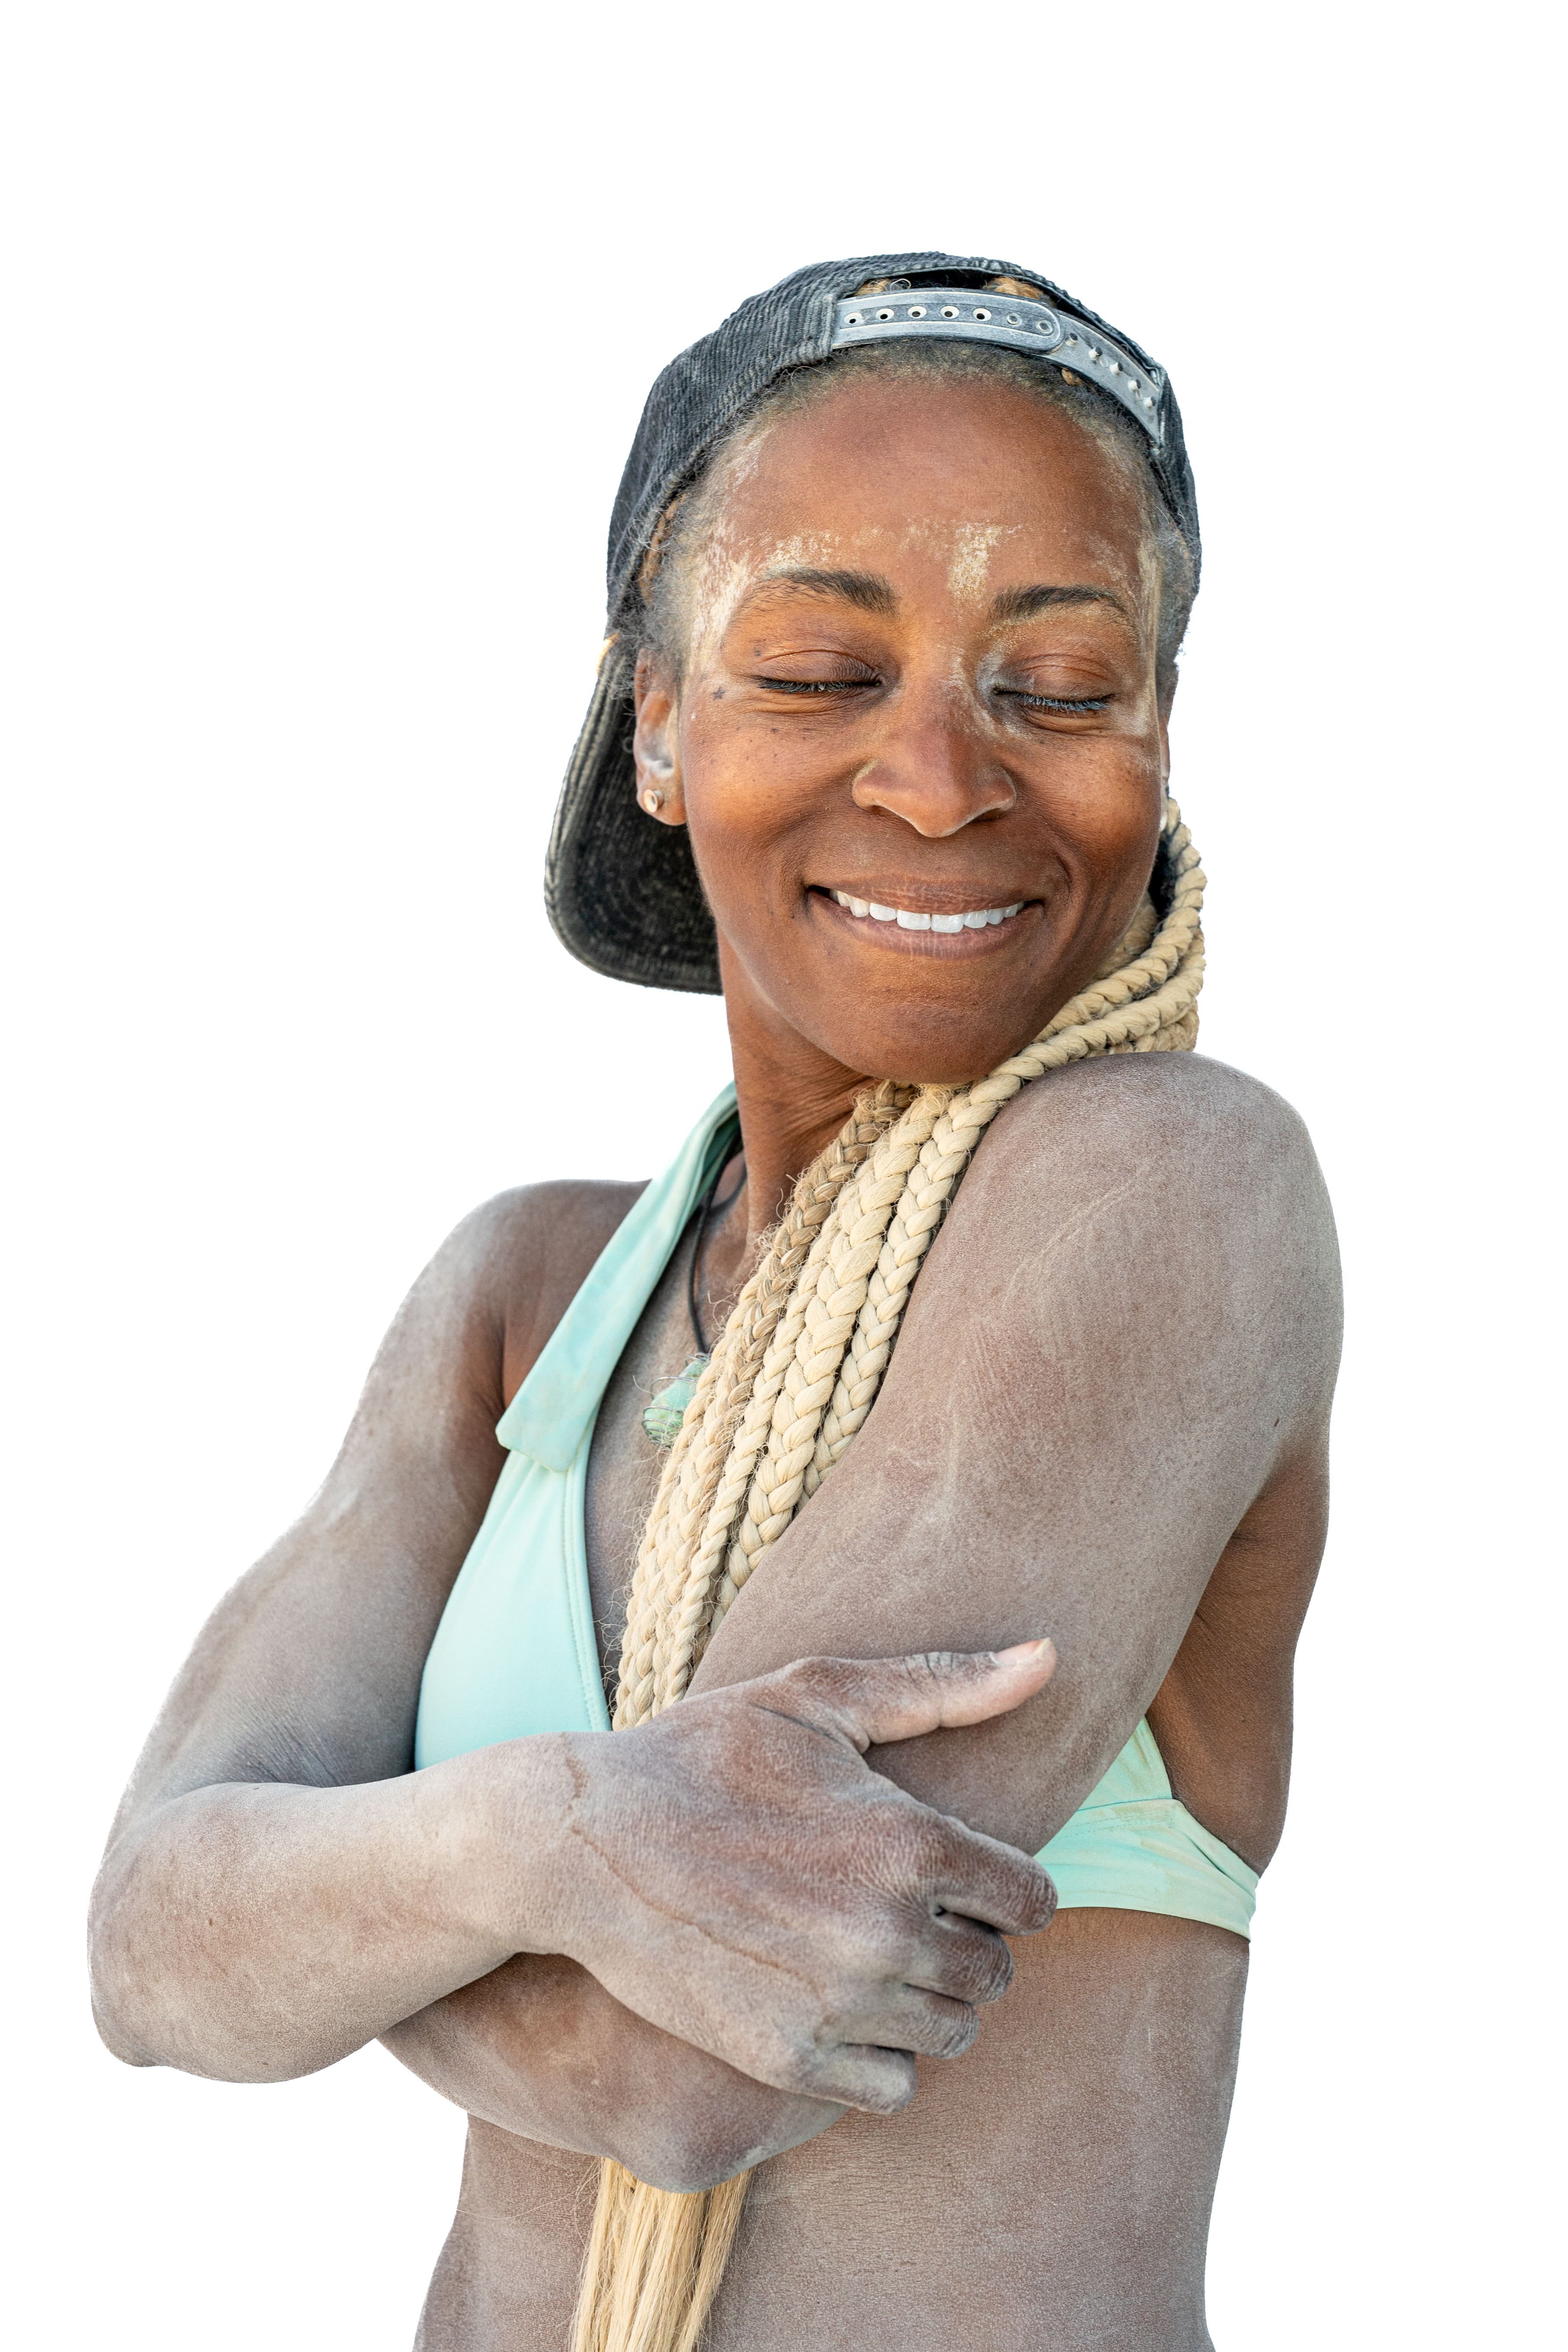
[416,1086,1258,1940]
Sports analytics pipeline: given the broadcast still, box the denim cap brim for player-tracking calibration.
[545,252,1198,997]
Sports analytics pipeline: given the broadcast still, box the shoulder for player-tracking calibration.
[982,1049,1323,1187]
[445,1175,648,1288]
[966,1052,1335,1260]
[419,1176,649,1411]
[923,1054,1341,1424]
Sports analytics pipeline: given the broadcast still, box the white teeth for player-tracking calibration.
[831,892,1024,929]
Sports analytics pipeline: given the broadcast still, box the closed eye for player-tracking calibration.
[995,688,1111,714]
[755,676,878,695]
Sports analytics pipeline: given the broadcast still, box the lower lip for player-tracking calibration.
[808,889,1038,956]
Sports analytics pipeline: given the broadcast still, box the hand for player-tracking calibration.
[519,1644,1057,2115]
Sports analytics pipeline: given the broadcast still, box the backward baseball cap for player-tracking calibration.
[545,251,1199,997]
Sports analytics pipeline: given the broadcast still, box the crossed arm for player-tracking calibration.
[89,1057,1340,2191]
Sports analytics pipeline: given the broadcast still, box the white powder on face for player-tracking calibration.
[943,522,1010,603]
[683,528,886,674]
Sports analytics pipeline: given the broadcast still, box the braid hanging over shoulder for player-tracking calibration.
[570,803,1205,2352]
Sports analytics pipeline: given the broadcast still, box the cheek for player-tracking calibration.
[679,781,788,971]
[1034,774,1163,966]
[1047,746,1163,872]
[678,713,805,882]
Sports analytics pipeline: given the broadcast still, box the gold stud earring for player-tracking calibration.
[642,788,666,814]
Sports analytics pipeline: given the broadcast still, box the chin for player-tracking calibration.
[811,1015,1029,1090]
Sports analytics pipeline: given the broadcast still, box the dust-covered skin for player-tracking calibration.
[91,367,1341,2349]
[393,1052,1334,2349]
[415,1918,1247,2352]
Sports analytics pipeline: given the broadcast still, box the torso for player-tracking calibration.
[415,1054,1335,2350]
[426,1913,1245,2350]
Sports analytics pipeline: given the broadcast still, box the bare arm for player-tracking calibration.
[381,1055,1340,2185]
[89,1185,1053,2138]
[88,1180,619,2075]
[92,1053,1335,2188]
[690,1057,1343,1869]
[382,1953,847,2191]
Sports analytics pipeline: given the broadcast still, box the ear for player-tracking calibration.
[632,648,687,825]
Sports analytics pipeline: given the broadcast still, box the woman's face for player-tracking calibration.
[634,372,1171,1086]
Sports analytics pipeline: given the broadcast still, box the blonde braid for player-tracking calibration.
[572,806,1205,2352]
[614,1082,916,1724]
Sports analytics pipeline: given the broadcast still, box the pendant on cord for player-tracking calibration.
[642,1355,711,1448]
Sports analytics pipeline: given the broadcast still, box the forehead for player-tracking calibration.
[708,371,1150,586]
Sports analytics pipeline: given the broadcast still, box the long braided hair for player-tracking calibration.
[572,285,1204,2352]
[570,811,1206,2352]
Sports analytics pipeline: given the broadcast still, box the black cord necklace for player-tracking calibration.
[643,1155,746,1449]
[688,1155,746,1354]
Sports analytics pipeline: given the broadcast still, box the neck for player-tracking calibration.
[701,941,873,1309]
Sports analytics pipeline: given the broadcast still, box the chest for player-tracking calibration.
[581,1226,705,1700]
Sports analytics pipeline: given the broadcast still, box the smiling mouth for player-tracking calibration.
[825,889,1026,932]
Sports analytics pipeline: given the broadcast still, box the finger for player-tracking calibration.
[927,1826,1058,1939]
[785,2042,920,2116]
[773,1642,1056,1753]
[837,1986,983,2062]
[885,1990,981,2059]
[902,1914,1016,2008]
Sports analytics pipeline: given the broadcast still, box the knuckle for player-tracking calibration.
[983,1939,1016,1998]
[749,1660,809,1720]
[856,2054,919,2114]
[948,1838,1055,1932]
[906,1648,963,1679]
[933,2003,980,2058]
[853,1907,919,1979]
[757,1656,845,1721]
[770,2038,821,2097]
[849,1805,940,1901]
[901,1994,978,2060]
[771,1655,826,1698]
[899,1651,946,1696]
[904,1812,962,1887]
[920,1917,1012,2006]
[960,1930,1014,2004]
[1022,1863,1058,1929]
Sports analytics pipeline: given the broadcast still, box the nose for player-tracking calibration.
[849,678,1015,836]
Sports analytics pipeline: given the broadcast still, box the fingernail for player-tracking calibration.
[994,1639,1053,1664]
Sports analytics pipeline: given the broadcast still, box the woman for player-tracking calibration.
[89,253,1342,2351]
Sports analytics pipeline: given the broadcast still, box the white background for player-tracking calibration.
[4,2,1560,2343]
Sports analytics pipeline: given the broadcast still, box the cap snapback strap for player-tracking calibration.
[830,287,1165,445]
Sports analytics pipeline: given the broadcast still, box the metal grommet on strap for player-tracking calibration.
[828,286,1164,445]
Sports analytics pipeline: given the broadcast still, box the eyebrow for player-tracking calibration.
[746,567,899,615]
[990,583,1133,624]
